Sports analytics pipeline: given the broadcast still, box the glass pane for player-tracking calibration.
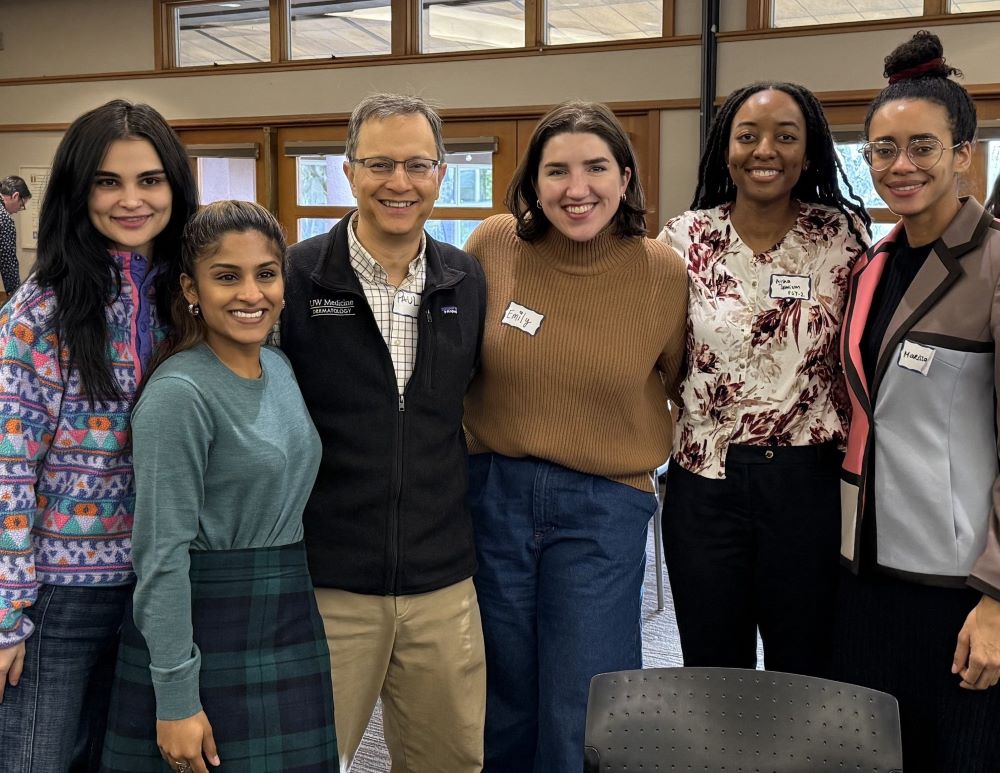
[422,0,525,53]
[289,0,391,59]
[297,218,340,243]
[175,1,271,67]
[546,0,662,45]
[773,0,921,27]
[438,150,493,208]
[195,157,256,204]
[297,155,356,207]
[987,140,1000,201]
[425,220,483,248]
[871,221,895,243]
[950,1,1000,10]
[835,142,885,210]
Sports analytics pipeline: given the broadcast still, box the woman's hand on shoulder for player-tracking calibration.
[157,711,220,773]
[0,641,25,701]
[953,594,1000,689]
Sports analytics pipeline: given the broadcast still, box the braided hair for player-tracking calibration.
[691,81,870,247]
[865,30,976,146]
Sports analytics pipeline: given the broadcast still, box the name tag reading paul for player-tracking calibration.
[393,290,421,318]
[898,339,936,375]
[768,274,812,300]
[501,301,544,336]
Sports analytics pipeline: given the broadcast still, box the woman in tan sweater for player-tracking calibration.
[462,101,687,773]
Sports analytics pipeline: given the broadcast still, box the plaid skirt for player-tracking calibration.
[100,541,337,772]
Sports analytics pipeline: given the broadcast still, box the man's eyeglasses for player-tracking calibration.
[860,138,964,172]
[350,157,441,180]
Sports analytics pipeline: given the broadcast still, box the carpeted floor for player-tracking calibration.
[349,523,746,773]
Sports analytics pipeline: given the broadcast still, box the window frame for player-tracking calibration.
[746,0,989,33]
[155,0,680,71]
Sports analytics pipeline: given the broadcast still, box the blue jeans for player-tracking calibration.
[0,583,130,773]
[468,453,655,773]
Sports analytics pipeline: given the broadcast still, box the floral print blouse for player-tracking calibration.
[658,203,867,479]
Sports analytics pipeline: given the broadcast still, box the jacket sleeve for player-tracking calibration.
[0,215,19,294]
[968,262,1000,599]
[0,295,62,647]
[130,375,211,719]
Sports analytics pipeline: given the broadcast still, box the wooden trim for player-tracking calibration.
[644,108,661,231]
[745,0,768,31]
[272,0,286,63]
[923,0,948,14]
[525,0,543,48]
[0,35,699,88]
[719,11,1000,42]
[153,0,168,70]
[661,0,675,38]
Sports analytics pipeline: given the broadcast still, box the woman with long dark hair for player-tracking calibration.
[100,201,336,773]
[0,99,198,771]
[463,101,687,772]
[836,31,1000,771]
[658,82,869,676]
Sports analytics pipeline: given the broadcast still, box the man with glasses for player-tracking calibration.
[279,93,486,773]
[0,176,31,301]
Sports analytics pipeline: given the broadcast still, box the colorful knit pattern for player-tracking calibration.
[0,252,167,646]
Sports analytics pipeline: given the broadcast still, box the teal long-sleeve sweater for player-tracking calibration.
[130,343,321,720]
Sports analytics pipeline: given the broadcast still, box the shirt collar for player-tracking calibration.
[347,212,426,284]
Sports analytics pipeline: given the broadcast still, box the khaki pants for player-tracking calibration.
[315,578,486,773]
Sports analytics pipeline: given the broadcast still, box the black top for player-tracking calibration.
[860,230,933,383]
[279,214,487,595]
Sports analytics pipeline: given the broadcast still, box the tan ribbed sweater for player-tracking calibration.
[463,214,688,491]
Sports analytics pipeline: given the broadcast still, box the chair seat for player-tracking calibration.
[584,667,903,772]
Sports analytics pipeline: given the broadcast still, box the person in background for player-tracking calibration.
[0,175,32,301]
[100,200,337,773]
[0,100,198,772]
[836,30,1000,772]
[462,100,687,773]
[658,82,869,677]
[279,93,487,773]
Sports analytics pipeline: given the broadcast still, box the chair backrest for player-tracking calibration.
[584,667,903,772]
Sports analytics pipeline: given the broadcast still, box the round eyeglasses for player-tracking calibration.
[350,156,441,180]
[859,138,964,172]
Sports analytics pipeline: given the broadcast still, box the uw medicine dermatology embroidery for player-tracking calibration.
[310,298,356,317]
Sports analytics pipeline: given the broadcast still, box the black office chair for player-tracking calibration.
[584,667,903,772]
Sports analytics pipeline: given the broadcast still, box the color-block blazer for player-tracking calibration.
[840,197,1000,598]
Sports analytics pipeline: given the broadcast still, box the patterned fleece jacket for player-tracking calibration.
[0,251,166,647]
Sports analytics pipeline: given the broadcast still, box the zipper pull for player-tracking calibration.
[425,308,432,323]
[399,394,405,412]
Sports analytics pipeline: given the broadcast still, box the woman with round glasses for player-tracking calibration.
[836,30,1000,771]
[657,82,868,678]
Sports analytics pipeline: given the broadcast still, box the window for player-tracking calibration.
[160,0,674,68]
[289,0,392,59]
[546,0,662,44]
[178,129,268,206]
[773,0,922,28]
[950,0,1000,10]
[173,1,272,67]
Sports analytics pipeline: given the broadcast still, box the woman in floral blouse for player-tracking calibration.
[657,81,869,676]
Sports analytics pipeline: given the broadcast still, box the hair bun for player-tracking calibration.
[883,30,962,83]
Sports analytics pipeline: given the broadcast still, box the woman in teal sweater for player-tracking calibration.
[101,201,336,773]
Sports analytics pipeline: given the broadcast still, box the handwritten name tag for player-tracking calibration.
[501,301,544,336]
[768,274,812,300]
[393,290,421,318]
[898,340,936,375]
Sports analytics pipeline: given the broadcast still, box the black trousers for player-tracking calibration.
[833,569,1000,773]
[661,444,842,677]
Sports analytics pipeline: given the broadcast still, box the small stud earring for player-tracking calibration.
[187,302,200,317]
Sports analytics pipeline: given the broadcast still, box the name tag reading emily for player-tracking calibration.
[393,290,421,318]
[501,301,544,336]
[898,339,936,375]
[768,274,812,300]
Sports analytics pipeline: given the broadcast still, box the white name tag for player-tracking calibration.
[393,290,421,318]
[768,274,812,300]
[898,340,936,375]
[501,301,544,336]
